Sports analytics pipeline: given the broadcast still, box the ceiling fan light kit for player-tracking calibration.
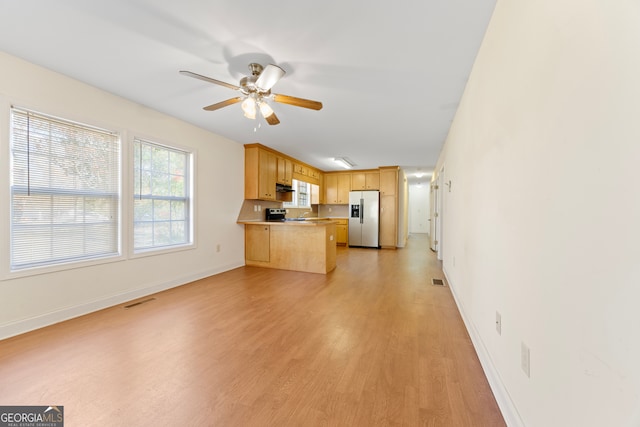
[180,63,322,126]
[241,96,257,119]
[259,101,275,118]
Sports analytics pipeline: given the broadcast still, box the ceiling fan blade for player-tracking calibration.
[203,97,242,111]
[273,94,323,110]
[179,70,240,91]
[263,110,280,125]
[255,64,285,91]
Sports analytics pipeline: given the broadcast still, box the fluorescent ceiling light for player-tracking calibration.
[333,157,354,169]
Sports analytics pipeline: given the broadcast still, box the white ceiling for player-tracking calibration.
[0,0,496,185]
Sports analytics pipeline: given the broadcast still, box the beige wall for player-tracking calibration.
[436,1,640,426]
[0,52,245,339]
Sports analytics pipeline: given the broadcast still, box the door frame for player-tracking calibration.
[430,166,445,260]
[430,179,438,251]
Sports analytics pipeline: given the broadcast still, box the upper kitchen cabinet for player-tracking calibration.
[379,167,398,196]
[324,174,337,204]
[293,163,308,177]
[277,156,292,186]
[244,144,291,202]
[311,183,322,205]
[325,172,350,204]
[351,170,380,190]
[293,162,322,186]
[307,168,321,182]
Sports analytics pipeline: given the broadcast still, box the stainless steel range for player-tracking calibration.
[265,208,286,222]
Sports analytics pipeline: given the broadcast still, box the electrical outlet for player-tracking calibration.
[258,205,262,212]
[253,205,258,212]
[216,244,221,253]
[521,342,530,378]
[495,311,501,335]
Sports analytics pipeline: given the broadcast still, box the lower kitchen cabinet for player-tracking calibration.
[242,221,337,274]
[379,195,397,248]
[335,218,348,245]
[245,224,270,262]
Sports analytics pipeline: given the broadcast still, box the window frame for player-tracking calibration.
[6,106,124,277]
[283,179,311,209]
[129,136,195,258]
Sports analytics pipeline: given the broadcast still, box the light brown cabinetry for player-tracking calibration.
[379,169,397,196]
[243,222,337,274]
[292,163,322,186]
[334,218,348,245]
[325,174,337,204]
[258,150,277,200]
[325,173,350,204]
[245,224,270,262]
[307,169,321,181]
[277,157,292,186]
[337,174,350,204]
[311,184,321,205]
[245,146,291,202]
[379,166,399,248]
[351,171,380,190]
[293,163,307,177]
[379,195,397,249]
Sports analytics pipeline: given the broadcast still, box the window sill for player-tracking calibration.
[130,242,196,259]
[3,253,126,281]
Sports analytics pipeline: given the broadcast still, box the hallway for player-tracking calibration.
[0,234,504,426]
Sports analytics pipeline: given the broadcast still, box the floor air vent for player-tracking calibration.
[432,278,445,286]
[124,298,156,309]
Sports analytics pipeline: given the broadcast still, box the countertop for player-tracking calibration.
[237,219,339,226]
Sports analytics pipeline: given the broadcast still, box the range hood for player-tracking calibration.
[276,183,295,192]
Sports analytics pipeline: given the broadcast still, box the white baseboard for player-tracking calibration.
[443,267,525,427]
[0,261,244,341]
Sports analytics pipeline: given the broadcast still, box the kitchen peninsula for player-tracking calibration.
[239,142,399,274]
[238,219,337,274]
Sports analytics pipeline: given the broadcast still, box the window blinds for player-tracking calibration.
[10,108,120,270]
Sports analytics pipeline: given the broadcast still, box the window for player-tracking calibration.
[133,138,192,252]
[10,108,120,271]
[283,179,311,208]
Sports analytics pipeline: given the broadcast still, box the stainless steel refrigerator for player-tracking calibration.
[348,190,380,248]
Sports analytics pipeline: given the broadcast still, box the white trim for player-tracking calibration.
[2,253,126,281]
[3,103,126,279]
[129,136,196,256]
[0,262,243,341]
[443,266,525,427]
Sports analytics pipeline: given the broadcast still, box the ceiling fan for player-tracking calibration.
[179,63,323,126]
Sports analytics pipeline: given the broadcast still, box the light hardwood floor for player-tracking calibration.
[0,234,505,426]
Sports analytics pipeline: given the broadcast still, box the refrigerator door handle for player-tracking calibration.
[360,198,364,224]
